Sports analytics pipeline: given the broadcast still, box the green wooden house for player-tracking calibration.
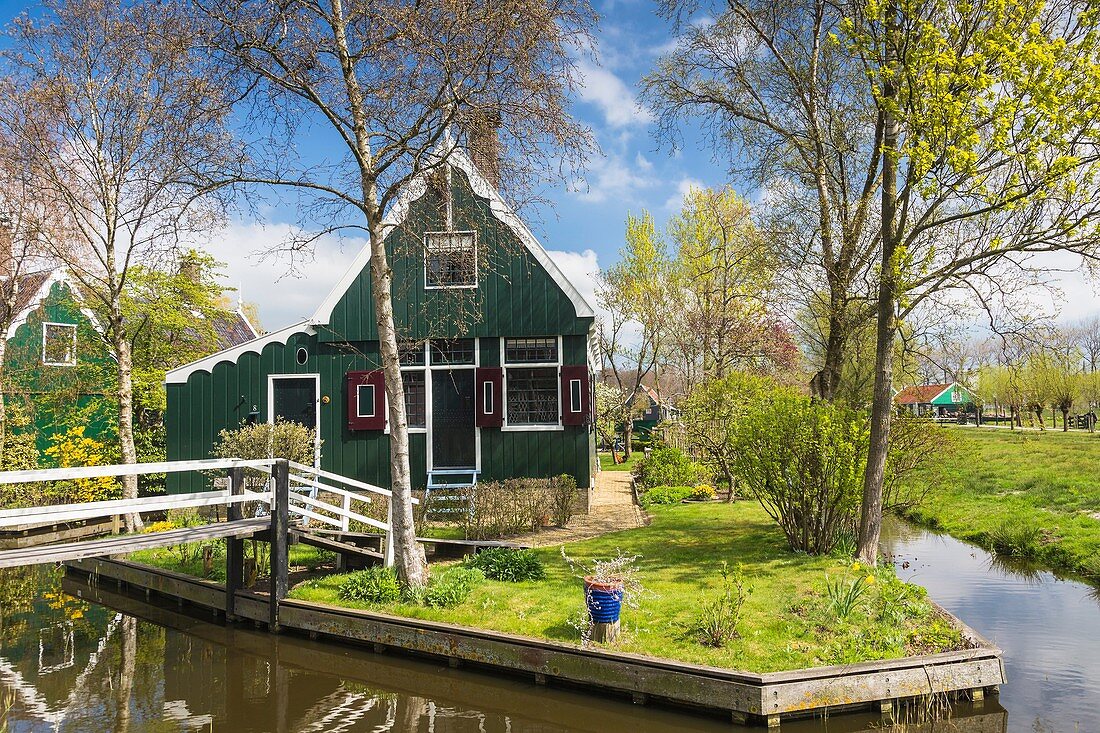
[165,148,598,493]
[1,270,115,452]
[894,381,977,418]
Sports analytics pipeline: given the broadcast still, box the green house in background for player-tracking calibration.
[165,148,599,493]
[894,381,977,418]
[2,270,115,452]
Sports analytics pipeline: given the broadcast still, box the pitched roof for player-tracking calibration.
[208,308,258,350]
[1,270,51,320]
[894,383,952,405]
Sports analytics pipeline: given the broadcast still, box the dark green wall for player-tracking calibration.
[167,167,595,493]
[3,281,116,454]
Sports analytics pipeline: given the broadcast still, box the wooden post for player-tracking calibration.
[591,620,619,644]
[270,459,290,631]
[225,466,244,620]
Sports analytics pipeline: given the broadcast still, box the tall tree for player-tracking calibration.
[1,0,238,530]
[644,0,883,401]
[0,131,53,460]
[665,186,794,387]
[597,212,669,459]
[851,0,1100,562]
[198,0,593,586]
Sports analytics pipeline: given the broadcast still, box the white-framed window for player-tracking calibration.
[502,336,560,427]
[356,384,376,418]
[42,322,76,366]
[570,378,583,413]
[425,231,477,289]
[483,380,494,415]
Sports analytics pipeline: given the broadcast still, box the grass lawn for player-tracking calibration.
[288,501,963,673]
[898,426,1100,576]
[129,541,334,583]
[598,451,641,472]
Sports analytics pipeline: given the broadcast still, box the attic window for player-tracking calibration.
[42,322,76,366]
[425,231,477,288]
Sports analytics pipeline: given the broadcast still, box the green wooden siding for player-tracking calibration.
[3,281,115,453]
[167,165,595,493]
[321,168,589,342]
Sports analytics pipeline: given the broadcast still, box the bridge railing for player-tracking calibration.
[0,458,407,568]
[0,459,276,529]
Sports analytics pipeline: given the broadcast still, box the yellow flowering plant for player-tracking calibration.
[44,426,120,504]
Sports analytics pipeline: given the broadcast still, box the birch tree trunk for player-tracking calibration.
[114,324,143,532]
[856,3,900,566]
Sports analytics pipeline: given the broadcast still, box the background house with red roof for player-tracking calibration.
[894,381,977,418]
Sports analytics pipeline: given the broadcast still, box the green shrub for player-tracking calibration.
[546,474,580,527]
[733,390,867,555]
[640,484,717,507]
[635,446,708,489]
[420,567,485,608]
[467,548,546,582]
[337,566,402,604]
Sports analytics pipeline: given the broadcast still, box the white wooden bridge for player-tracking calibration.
[0,458,410,628]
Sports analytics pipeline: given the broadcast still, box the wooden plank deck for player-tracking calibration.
[0,517,269,568]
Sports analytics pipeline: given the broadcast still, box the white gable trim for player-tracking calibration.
[5,269,104,340]
[311,146,596,326]
[928,383,956,404]
[165,320,316,384]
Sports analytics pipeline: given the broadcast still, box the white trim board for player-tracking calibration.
[5,269,104,340]
[166,321,316,384]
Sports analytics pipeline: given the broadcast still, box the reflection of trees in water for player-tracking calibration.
[984,552,1046,585]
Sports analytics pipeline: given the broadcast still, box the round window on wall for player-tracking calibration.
[296,347,308,365]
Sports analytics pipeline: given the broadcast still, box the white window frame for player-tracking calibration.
[501,335,563,432]
[356,384,377,418]
[569,378,583,414]
[424,230,478,290]
[383,365,430,435]
[483,379,494,416]
[42,322,77,367]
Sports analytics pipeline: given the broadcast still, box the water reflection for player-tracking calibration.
[1,565,1008,732]
[882,517,1100,733]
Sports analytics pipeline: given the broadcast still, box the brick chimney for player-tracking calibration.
[465,111,501,188]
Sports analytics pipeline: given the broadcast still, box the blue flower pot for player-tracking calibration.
[584,577,624,623]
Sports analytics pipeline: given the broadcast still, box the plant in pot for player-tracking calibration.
[562,548,644,644]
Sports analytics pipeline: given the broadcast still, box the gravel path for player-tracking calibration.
[517,470,648,548]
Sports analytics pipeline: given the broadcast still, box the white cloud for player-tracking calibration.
[569,153,658,204]
[663,177,705,211]
[574,58,654,129]
[196,220,361,332]
[634,152,653,171]
[547,248,601,313]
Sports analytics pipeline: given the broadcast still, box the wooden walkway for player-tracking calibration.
[0,517,269,568]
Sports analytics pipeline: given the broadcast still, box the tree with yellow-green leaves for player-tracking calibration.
[596,211,670,459]
[665,187,794,388]
[850,0,1100,562]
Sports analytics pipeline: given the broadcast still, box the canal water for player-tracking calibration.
[881,518,1100,732]
[0,518,1091,732]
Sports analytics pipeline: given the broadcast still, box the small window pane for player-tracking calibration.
[356,384,376,418]
[398,342,426,366]
[483,381,494,415]
[430,339,475,365]
[506,367,558,425]
[570,379,582,413]
[403,370,426,428]
[43,323,76,366]
[425,231,476,288]
[504,337,558,364]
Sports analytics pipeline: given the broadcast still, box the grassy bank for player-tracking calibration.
[287,501,963,673]
[897,426,1100,577]
[129,542,334,582]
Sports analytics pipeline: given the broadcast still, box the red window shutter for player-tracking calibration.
[561,365,590,426]
[347,370,386,430]
[475,367,503,427]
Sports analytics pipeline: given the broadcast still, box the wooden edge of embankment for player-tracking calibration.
[63,557,1005,727]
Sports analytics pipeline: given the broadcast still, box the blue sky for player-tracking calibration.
[203,0,730,331]
[3,0,1092,332]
